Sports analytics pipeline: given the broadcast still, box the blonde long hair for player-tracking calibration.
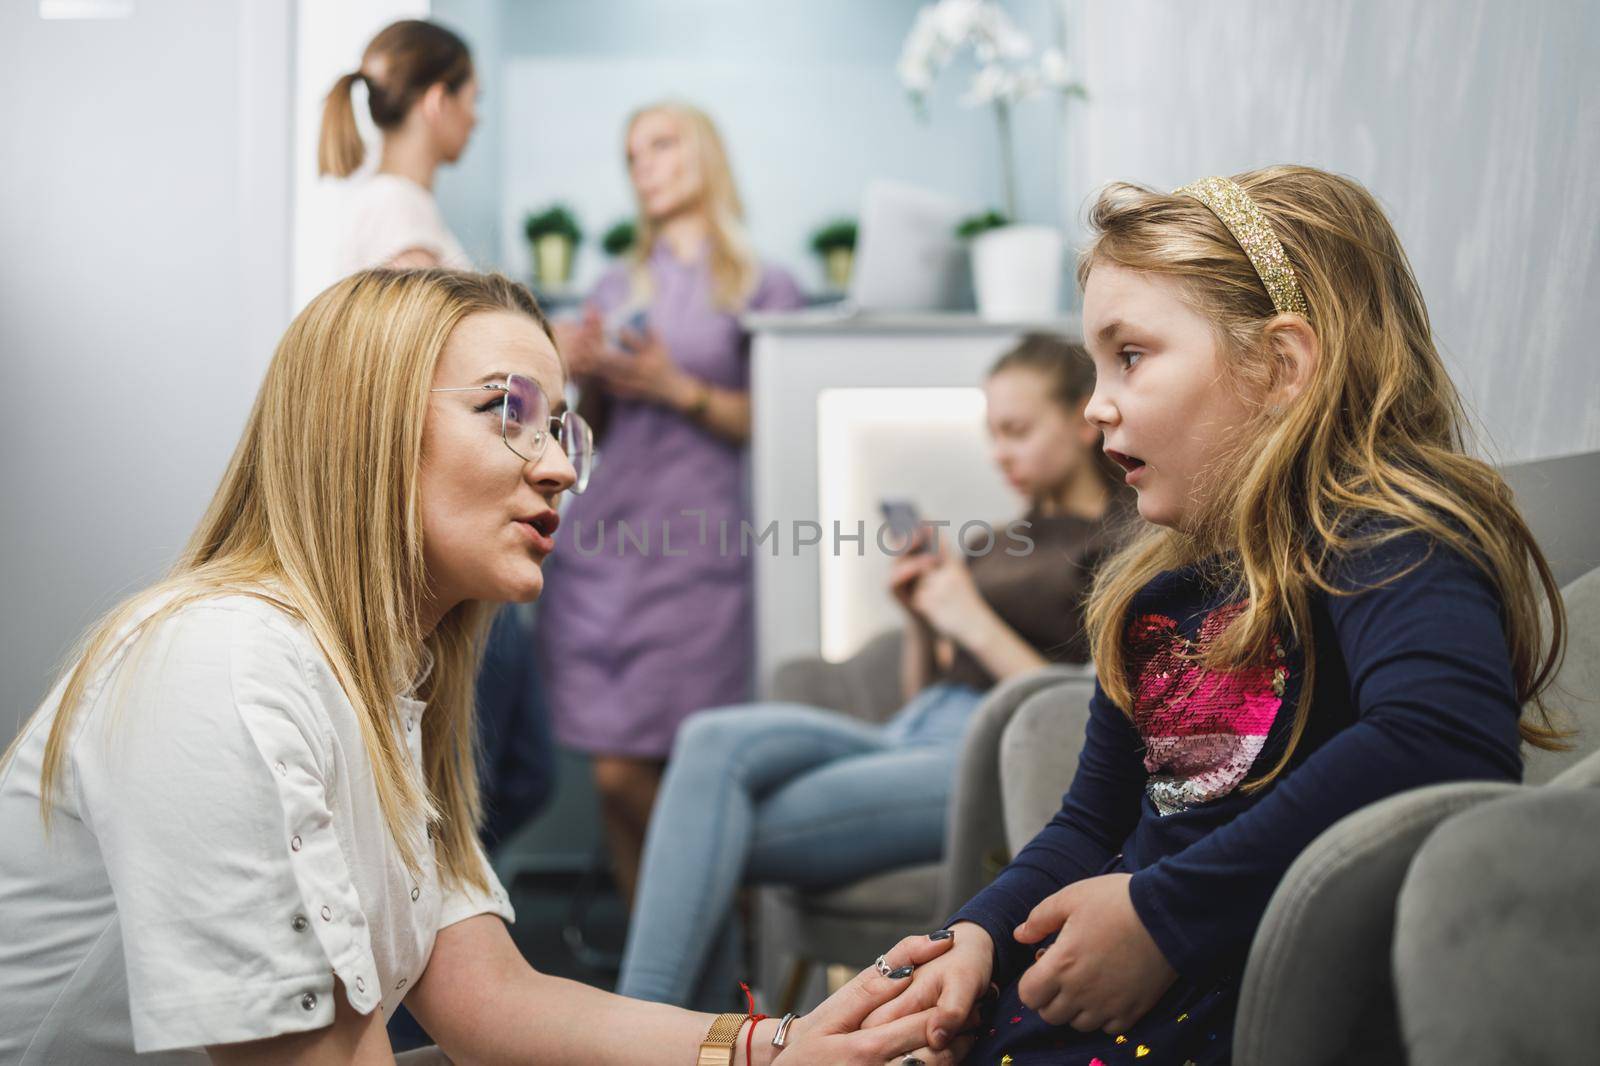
[5,269,552,889]
[625,102,760,311]
[1081,166,1566,788]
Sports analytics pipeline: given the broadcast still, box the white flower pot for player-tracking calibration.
[970,224,1065,321]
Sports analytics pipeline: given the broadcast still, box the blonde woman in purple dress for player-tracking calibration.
[541,102,803,904]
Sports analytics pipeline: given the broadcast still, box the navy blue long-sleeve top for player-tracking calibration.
[952,530,1524,983]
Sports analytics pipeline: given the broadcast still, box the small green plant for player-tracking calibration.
[955,209,1010,240]
[524,204,582,244]
[601,218,637,257]
[809,218,858,255]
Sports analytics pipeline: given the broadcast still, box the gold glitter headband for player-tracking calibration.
[1175,176,1309,318]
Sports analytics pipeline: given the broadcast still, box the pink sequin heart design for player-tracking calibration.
[1126,601,1287,814]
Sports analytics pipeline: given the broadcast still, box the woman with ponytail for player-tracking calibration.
[320,19,478,274]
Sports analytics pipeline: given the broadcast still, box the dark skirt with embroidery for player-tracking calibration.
[964,969,1238,1065]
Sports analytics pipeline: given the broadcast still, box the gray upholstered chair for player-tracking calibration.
[1388,753,1600,1065]
[995,564,1600,1066]
[754,629,1092,1012]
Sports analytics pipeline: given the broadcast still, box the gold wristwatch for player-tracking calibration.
[696,1012,747,1066]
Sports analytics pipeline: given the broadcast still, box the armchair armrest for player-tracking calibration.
[997,678,1097,854]
[935,664,1094,919]
[1233,780,1521,1066]
[1393,785,1600,1065]
[767,629,904,723]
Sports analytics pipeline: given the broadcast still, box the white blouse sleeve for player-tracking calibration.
[438,836,516,931]
[71,604,382,1053]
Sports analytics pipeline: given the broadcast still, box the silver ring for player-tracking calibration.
[875,954,894,978]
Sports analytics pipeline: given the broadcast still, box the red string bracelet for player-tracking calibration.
[739,982,769,1064]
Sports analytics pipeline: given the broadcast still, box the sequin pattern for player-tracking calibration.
[1126,601,1288,815]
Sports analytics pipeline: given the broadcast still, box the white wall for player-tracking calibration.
[436,0,1069,293]
[1060,0,1600,463]
[0,1,293,739]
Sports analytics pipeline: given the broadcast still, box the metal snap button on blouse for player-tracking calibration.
[290,835,302,852]
[300,992,317,1011]
[411,886,420,901]
[320,905,332,921]
[291,914,308,932]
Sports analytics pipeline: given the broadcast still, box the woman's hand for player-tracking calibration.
[591,325,699,411]
[858,923,993,1053]
[775,933,977,1066]
[888,530,940,618]
[908,540,991,645]
[1012,873,1178,1033]
[552,307,607,382]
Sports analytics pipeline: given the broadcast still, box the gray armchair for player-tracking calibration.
[755,629,1092,1012]
[995,563,1600,1065]
[1389,757,1600,1065]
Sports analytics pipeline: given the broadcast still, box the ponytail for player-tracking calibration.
[318,72,366,178]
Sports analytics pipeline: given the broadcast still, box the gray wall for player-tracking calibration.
[1060,0,1600,463]
[0,1,294,740]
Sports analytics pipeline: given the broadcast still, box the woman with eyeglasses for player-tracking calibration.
[539,101,805,908]
[0,269,969,1065]
[321,19,557,946]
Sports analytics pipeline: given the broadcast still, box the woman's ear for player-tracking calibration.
[1265,315,1319,407]
[419,82,448,124]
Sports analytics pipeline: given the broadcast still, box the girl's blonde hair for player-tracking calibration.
[1080,165,1567,787]
[625,102,760,311]
[5,269,553,890]
[319,19,474,178]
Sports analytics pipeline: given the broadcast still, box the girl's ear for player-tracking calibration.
[1265,315,1320,408]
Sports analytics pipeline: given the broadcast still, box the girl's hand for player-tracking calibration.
[592,325,698,410]
[777,933,976,1065]
[858,923,993,1053]
[909,540,989,644]
[1012,873,1178,1033]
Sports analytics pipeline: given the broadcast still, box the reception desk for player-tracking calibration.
[745,310,1083,691]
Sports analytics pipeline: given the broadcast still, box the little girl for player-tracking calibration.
[862,166,1567,1065]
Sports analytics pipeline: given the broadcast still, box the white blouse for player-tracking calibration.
[335,173,473,276]
[0,593,513,1062]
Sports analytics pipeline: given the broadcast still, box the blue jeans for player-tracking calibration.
[616,683,985,1009]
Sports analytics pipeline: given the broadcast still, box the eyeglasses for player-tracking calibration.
[431,373,595,494]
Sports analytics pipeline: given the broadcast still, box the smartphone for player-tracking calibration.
[604,308,650,352]
[880,498,927,553]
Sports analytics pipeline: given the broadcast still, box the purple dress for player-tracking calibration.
[536,243,804,758]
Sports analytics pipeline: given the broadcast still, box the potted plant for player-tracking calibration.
[523,204,582,288]
[601,218,637,258]
[899,0,1087,320]
[809,218,858,290]
[954,210,1009,241]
